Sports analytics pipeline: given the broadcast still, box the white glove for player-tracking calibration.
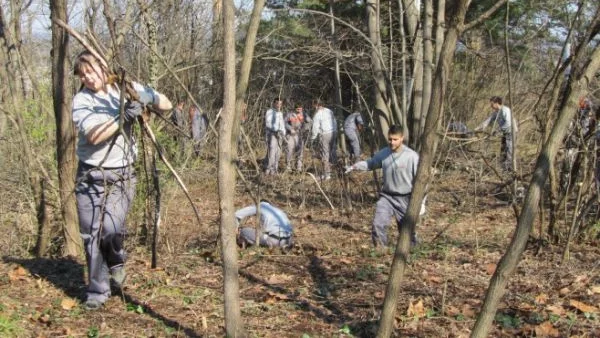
[136,86,157,106]
[344,165,354,174]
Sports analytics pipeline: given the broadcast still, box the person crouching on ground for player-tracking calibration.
[235,200,294,249]
[344,125,419,247]
[72,51,172,310]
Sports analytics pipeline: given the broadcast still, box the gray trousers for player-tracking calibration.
[319,131,337,175]
[501,132,514,171]
[372,193,415,246]
[76,164,135,303]
[238,227,293,248]
[265,131,282,174]
[345,130,361,160]
[286,133,304,170]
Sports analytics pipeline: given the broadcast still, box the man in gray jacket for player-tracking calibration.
[264,98,286,175]
[235,200,294,248]
[475,96,517,171]
[344,111,364,161]
[311,99,337,180]
[345,125,419,247]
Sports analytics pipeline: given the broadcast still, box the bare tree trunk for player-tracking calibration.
[377,1,471,335]
[434,0,445,66]
[471,6,600,336]
[377,0,510,335]
[367,0,392,141]
[211,0,224,110]
[50,0,81,257]
[220,0,243,335]
[330,0,347,164]
[420,0,433,145]
[233,0,266,152]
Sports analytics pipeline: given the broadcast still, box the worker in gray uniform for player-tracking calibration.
[474,96,517,171]
[264,98,286,175]
[345,125,419,247]
[344,111,364,161]
[284,103,312,171]
[311,99,338,180]
[72,51,172,310]
[235,200,294,248]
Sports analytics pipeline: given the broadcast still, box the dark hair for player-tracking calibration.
[294,103,303,109]
[259,199,271,205]
[388,125,404,136]
[312,98,323,107]
[73,51,105,76]
[273,98,283,104]
[490,96,503,104]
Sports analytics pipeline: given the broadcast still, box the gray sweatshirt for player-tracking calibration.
[235,202,293,238]
[353,145,419,195]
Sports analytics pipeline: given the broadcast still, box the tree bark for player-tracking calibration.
[367,0,392,142]
[50,0,81,258]
[377,0,506,335]
[420,0,434,145]
[471,5,600,337]
[220,0,244,335]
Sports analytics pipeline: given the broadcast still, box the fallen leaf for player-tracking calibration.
[590,285,600,294]
[574,275,588,284]
[444,305,460,316]
[484,263,496,275]
[265,291,289,302]
[569,299,599,313]
[559,287,570,296]
[60,298,77,310]
[201,316,207,330]
[546,305,565,316]
[407,299,425,318]
[461,304,476,318]
[534,321,560,337]
[535,293,549,305]
[518,302,535,311]
[339,258,353,265]
[8,266,27,282]
[267,274,293,284]
[374,291,385,299]
[427,275,443,284]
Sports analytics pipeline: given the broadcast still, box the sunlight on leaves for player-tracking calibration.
[534,321,560,337]
[569,300,599,313]
[461,304,476,318]
[407,299,425,318]
[267,274,293,284]
[8,266,27,282]
[535,293,548,305]
[61,298,77,310]
[484,263,496,275]
[546,304,566,316]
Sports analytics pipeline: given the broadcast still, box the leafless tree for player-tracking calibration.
[50,0,81,257]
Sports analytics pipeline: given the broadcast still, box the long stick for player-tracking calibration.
[305,173,335,210]
[141,122,202,225]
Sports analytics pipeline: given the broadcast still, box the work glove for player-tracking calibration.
[344,165,354,174]
[124,101,143,123]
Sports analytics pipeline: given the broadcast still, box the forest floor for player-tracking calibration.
[1,143,600,338]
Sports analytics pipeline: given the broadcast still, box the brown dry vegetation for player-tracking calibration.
[1,134,600,338]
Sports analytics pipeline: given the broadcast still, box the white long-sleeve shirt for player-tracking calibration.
[311,107,337,140]
[477,105,516,134]
[265,108,286,134]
